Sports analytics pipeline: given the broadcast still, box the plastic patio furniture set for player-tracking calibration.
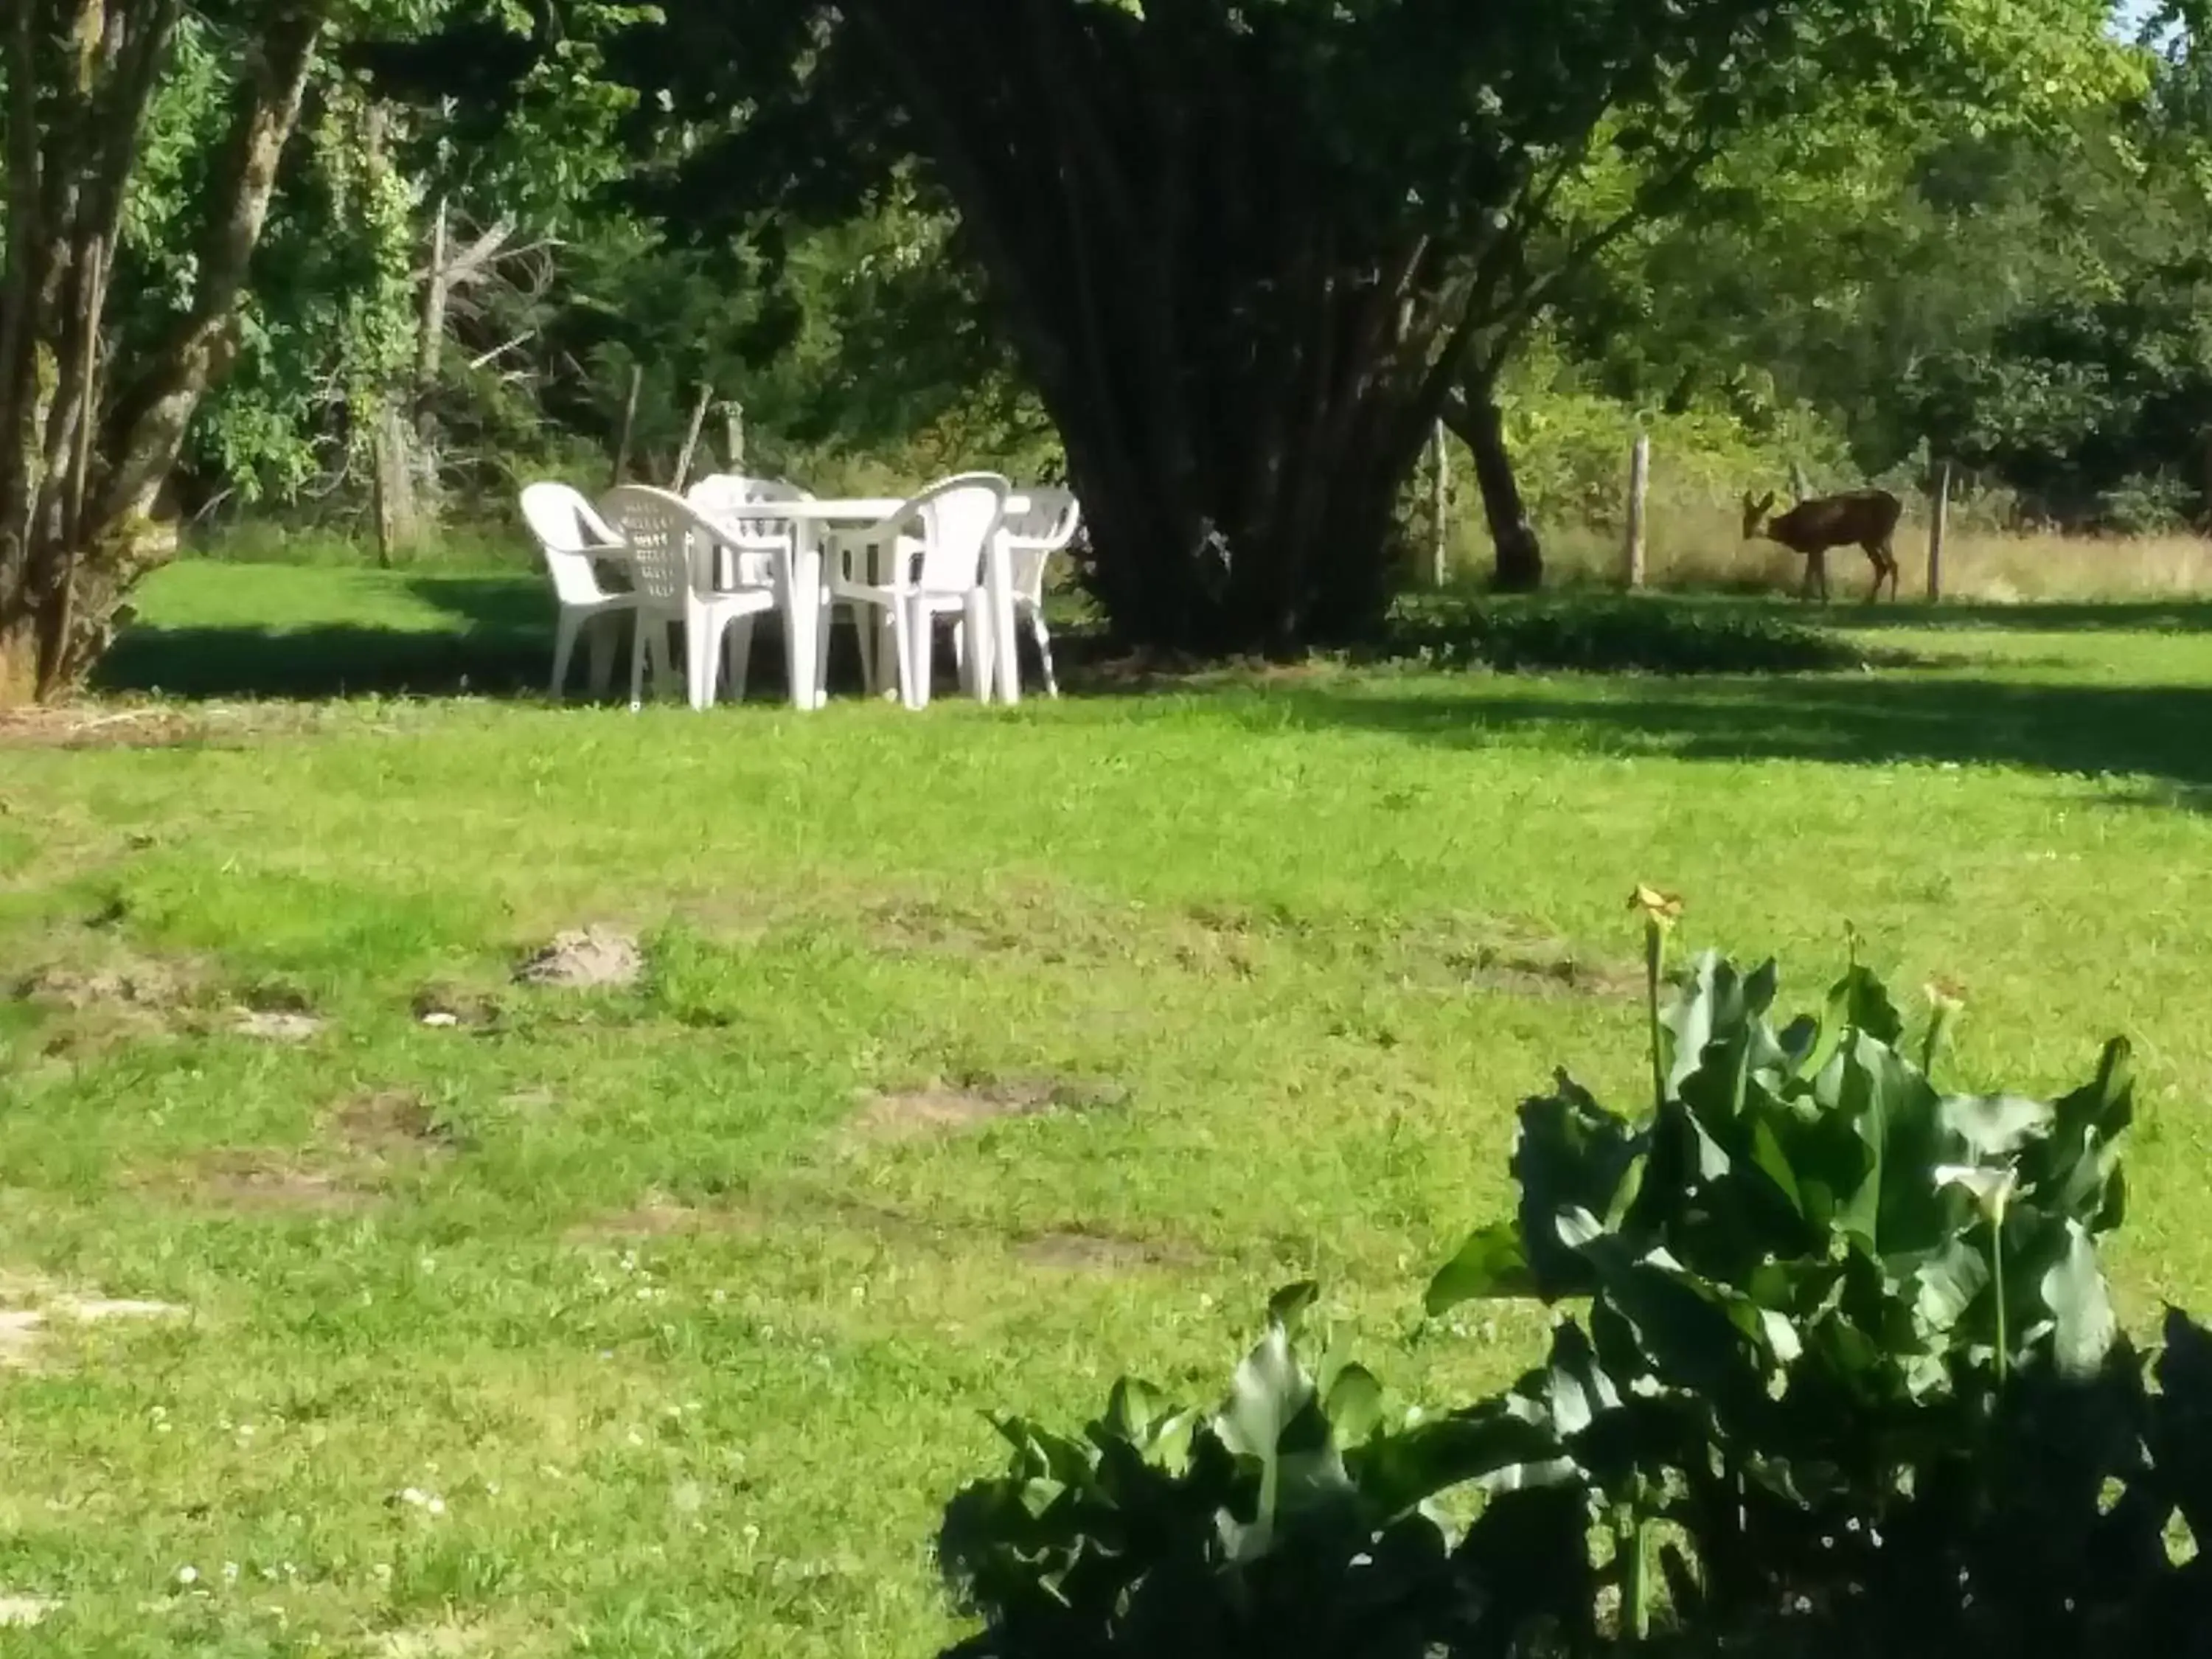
[519,470,1082,712]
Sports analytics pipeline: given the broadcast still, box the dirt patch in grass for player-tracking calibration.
[568,1190,1198,1279]
[15,954,192,1013]
[846,1074,1130,1144]
[167,1151,370,1216]
[0,706,213,751]
[0,1276,189,1370]
[331,1090,459,1158]
[411,984,507,1031]
[1447,940,1643,1000]
[860,897,1029,959]
[515,928,644,990]
[1013,1228,1195,1273]
[565,1194,766,1242]
[10,943,206,1052]
[232,1008,325,1042]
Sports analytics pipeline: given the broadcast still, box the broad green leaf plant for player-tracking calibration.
[936,890,2168,1656]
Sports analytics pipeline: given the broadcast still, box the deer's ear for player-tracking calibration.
[1755,492,1776,515]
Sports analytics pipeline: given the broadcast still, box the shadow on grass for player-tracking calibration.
[1786,597,2212,636]
[94,574,812,702]
[1249,675,2212,797]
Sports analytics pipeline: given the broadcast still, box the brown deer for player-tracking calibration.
[1742,488,1903,602]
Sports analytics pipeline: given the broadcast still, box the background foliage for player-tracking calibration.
[90,0,2212,573]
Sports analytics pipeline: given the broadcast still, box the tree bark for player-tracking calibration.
[845,0,1468,656]
[0,0,325,703]
[1444,379,1543,593]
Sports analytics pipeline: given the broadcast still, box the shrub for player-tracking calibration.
[931,895,2203,1658]
[1382,595,1871,675]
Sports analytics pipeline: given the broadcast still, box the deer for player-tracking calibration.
[1742,487,1903,602]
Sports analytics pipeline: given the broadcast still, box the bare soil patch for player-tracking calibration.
[0,1276,189,1370]
[11,945,204,1052]
[0,706,210,751]
[847,1074,1129,1144]
[860,897,1026,959]
[1013,1229,1193,1273]
[515,928,644,990]
[15,955,189,1012]
[167,1151,369,1216]
[232,1009,325,1042]
[565,1194,763,1242]
[411,984,506,1030]
[331,1090,459,1158]
[1449,940,1643,1000]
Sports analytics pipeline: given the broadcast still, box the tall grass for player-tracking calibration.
[1465,501,2212,603]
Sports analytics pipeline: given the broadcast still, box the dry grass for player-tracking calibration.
[1519,500,2212,602]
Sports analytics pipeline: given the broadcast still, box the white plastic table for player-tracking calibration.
[719,495,1029,711]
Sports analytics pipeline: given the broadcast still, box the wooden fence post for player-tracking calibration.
[723,400,747,474]
[611,364,642,489]
[672,383,712,491]
[1429,419,1450,588]
[1624,431,1650,590]
[1927,460,1951,602]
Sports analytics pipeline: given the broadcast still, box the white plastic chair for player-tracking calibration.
[685,474,813,591]
[956,487,1079,699]
[602,485,780,711]
[819,473,1012,710]
[521,481,638,700]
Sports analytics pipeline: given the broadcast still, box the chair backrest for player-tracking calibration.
[900,472,1012,593]
[686,473,813,535]
[521,481,621,607]
[602,484,714,605]
[1001,487,1081,602]
[685,475,810,588]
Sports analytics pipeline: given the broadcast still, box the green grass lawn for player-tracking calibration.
[5,560,2212,1655]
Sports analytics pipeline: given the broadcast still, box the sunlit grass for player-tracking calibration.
[1,561,2211,1652]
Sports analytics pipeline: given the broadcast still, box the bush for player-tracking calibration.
[1382,595,1871,675]
[931,897,2206,1658]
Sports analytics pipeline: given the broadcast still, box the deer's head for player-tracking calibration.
[1741,490,1778,541]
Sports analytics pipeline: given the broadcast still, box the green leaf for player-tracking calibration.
[1349,1408,1570,1517]
[1267,1280,1321,1334]
[1427,1220,1536,1313]
[1324,1363,1385,1446]
[1512,1079,1646,1294]
[1826,962,1905,1047]
[2040,1220,2117,1378]
[1941,1092,2053,1159]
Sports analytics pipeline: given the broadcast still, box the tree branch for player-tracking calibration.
[95,0,325,526]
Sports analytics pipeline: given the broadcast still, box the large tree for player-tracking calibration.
[0,0,327,703]
[644,0,2126,652]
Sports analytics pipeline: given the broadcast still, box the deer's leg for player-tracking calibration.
[1875,539,1899,601]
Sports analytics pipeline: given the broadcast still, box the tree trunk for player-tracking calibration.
[848,0,1473,656]
[0,0,325,703]
[1445,379,1543,593]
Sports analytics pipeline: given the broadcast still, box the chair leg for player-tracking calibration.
[585,613,619,698]
[685,611,714,711]
[725,617,755,703]
[551,611,580,700]
[889,607,917,710]
[950,617,965,687]
[812,592,834,709]
[1030,607,1059,699]
[850,604,877,696]
[628,612,650,712]
[909,599,941,710]
[960,590,992,702]
[876,610,900,700]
